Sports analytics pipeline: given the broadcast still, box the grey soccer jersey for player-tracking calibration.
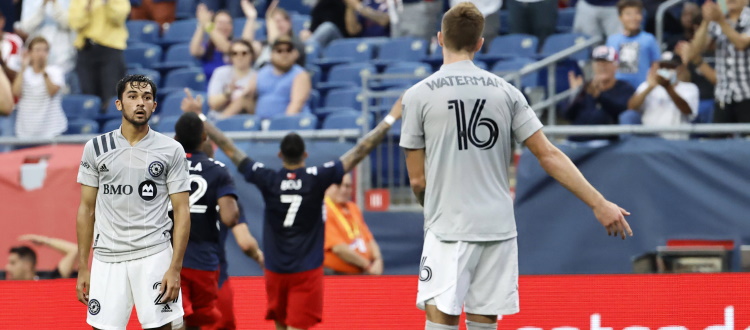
[400,60,543,242]
[77,127,190,262]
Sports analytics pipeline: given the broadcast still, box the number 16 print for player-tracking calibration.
[449,99,499,151]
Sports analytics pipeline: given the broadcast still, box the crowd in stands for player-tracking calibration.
[0,0,748,141]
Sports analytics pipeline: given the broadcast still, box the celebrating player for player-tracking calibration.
[400,3,634,330]
[183,95,402,330]
[172,112,243,330]
[75,74,191,330]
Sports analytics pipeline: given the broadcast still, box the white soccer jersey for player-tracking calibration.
[400,60,543,242]
[77,127,190,262]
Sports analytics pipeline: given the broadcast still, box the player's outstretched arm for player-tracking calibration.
[75,185,98,305]
[217,196,240,227]
[340,97,403,172]
[524,130,633,239]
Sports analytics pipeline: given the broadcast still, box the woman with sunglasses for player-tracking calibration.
[206,39,257,119]
[247,0,307,69]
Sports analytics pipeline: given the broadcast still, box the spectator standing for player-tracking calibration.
[344,0,391,38]
[1,9,24,79]
[10,37,67,138]
[606,0,660,89]
[129,0,176,29]
[6,234,78,280]
[450,0,502,45]
[323,173,384,275]
[250,37,311,122]
[573,0,622,39]
[190,3,254,80]
[68,0,129,107]
[508,0,558,46]
[207,40,257,118]
[564,46,634,140]
[624,52,699,140]
[16,0,76,91]
[251,0,306,68]
[689,0,750,123]
[675,40,716,100]
[390,0,444,40]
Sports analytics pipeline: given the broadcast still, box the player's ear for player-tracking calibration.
[115,99,123,112]
[437,32,444,47]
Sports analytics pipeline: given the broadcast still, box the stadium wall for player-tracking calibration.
[1,273,749,329]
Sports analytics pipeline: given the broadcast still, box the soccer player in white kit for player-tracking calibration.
[75,75,192,330]
[400,3,634,330]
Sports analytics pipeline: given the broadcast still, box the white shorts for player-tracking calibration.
[416,230,519,316]
[87,246,184,330]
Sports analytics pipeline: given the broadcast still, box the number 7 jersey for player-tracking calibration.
[399,60,544,242]
[237,158,345,273]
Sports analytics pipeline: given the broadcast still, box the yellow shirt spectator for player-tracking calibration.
[68,0,130,50]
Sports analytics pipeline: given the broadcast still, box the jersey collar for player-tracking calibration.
[440,60,478,71]
[114,124,155,147]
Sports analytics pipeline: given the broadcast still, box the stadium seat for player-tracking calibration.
[308,89,321,111]
[322,110,374,130]
[424,43,443,67]
[312,39,375,68]
[306,63,323,88]
[291,14,310,35]
[304,41,323,66]
[154,115,180,134]
[62,94,101,120]
[65,119,99,135]
[539,33,591,61]
[315,88,364,116]
[158,89,207,118]
[499,10,509,35]
[317,63,376,91]
[160,19,197,45]
[97,96,121,122]
[101,118,122,133]
[127,67,162,87]
[268,113,318,131]
[175,0,195,19]
[371,38,428,66]
[215,114,260,131]
[233,18,266,41]
[556,7,576,33]
[694,99,715,124]
[492,58,539,88]
[124,43,162,69]
[161,67,207,95]
[477,34,538,63]
[127,20,160,45]
[373,62,431,90]
[152,43,200,74]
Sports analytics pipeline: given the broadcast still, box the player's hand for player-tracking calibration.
[250,249,265,269]
[76,269,91,305]
[159,268,181,303]
[366,259,383,275]
[18,234,48,246]
[593,200,633,240]
[181,88,204,114]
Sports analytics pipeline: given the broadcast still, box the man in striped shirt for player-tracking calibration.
[689,0,750,123]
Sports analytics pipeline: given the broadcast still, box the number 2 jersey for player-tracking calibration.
[237,157,345,274]
[179,152,238,271]
[399,60,543,242]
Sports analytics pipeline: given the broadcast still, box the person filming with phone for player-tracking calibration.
[622,51,699,140]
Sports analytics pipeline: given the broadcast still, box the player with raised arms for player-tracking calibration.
[400,3,634,330]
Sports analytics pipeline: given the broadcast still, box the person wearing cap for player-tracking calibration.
[624,51,699,140]
[246,36,312,125]
[563,45,635,140]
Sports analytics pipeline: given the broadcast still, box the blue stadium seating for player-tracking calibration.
[233,18,266,41]
[315,88,363,116]
[154,115,180,134]
[291,14,310,35]
[65,119,99,135]
[268,113,318,131]
[124,43,162,69]
[492,58,539,88]
[175,0,195,19]
[540,33,591,61]
[306,63,322,88]
[424,43,443,67]
[308,89,320,112]
[373,62,431,90]
[127,20,160,45]
[317,63,376,91]
[161,19,197,45]
[694,99,715,124]
[499,10,509,34]
[161,67,207,95]
[215,114,260,131]
[127,67,162,87]
[478,34,538,63]
[371,37,428,66]
[101,118,122,133]
[304,41,323,66]
[557,7,576,33]
[158,89,207,118]
[473,60,488,70]
[322,110,374,130]
[312,39,375,68]
[152,43,199,74]
[62,94,101,120]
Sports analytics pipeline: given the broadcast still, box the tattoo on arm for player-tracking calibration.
[340,121,392,172]
[203,121,248,166]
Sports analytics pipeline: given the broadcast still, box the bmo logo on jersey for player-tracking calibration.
[139,180,158,201]
[103,184,134,195]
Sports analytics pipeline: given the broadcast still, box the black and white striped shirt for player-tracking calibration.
[709,7,750,104]
[15,66,67,138]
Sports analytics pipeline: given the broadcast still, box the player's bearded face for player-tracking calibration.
[119,82,156,126]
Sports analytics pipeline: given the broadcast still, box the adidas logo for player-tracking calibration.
[161,304,172,313]
[99,164,109,172]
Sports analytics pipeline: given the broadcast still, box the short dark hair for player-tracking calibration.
[617,0,643,15]
[9,246,36,266]
[27,36,49,51]
[441,2,484,53]
[116,74,158,101]
[280,132,305,164]
[174,112,204,152]
[230,39,257,64]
